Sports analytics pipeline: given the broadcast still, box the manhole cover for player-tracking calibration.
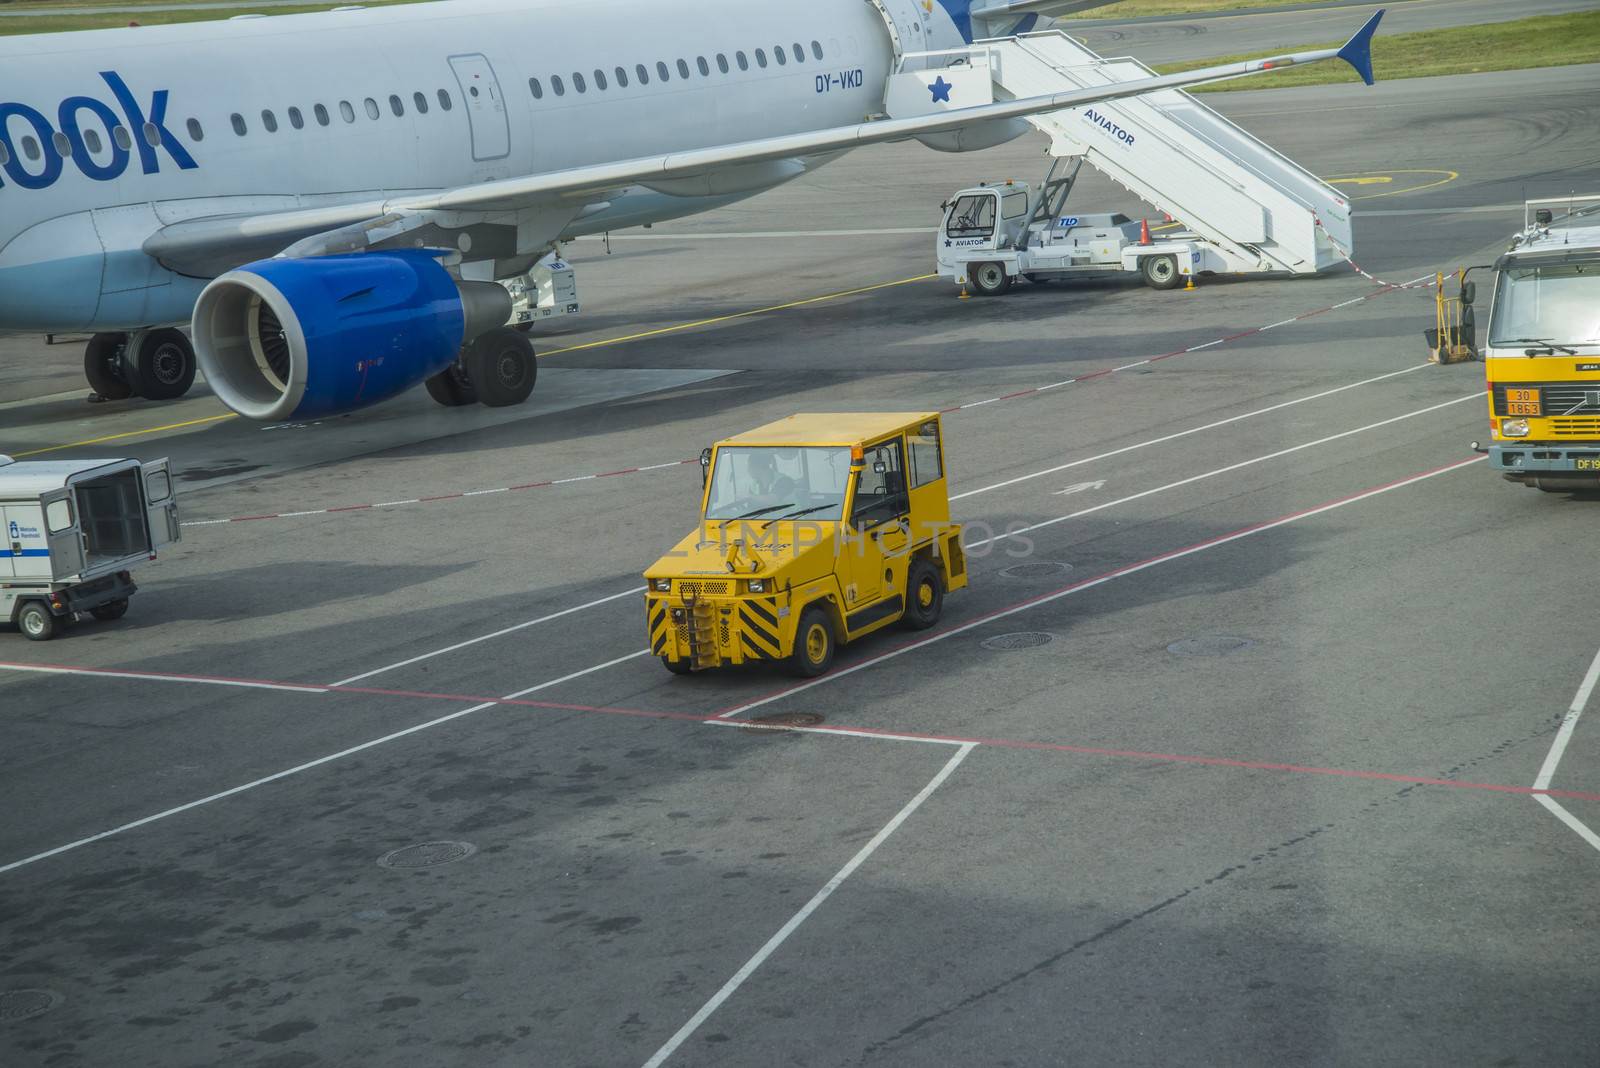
[743,712,825,732]
[999,561,1073,581]
[377,841,477,870]
[1167,636,1256,657]
[981,632,1055,651]
[0,989,62,1022]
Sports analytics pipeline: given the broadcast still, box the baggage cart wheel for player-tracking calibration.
[661,656,695,675]
[466,327,538,408]
[786,606,836,678]
[91,599,130,622]
[130,328,197,400]
[424,363,478,407]
[970,262,1012,296]
[1141,254,1182,291]
[900,560,944,631]
[18,602,57,642]
[84,333,134,400]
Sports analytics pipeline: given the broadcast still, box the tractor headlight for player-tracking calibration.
[651,578,672,592]
[1500,418,1531,438]
[746,578,767,594]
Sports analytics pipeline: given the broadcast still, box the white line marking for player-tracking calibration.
[581,226,934,241]
[639,743,976,1068]
[1529,642,1600,855]
[717,458,1481,721]
[1534,796,1600,854]
[1260,317,1300,331]
[967,393,1480,549]
[328,586,646,686]
[950,365,1429,502]
[1,650,650,878]
[0,662,327,693]
[699,719,966,747]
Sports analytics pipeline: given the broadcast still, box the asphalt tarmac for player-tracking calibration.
[2,62,1599,1068]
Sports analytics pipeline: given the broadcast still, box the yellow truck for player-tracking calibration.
[1476,196,1600,491]
[645,413,968,677]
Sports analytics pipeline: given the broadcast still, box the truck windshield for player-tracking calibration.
[705,446,852,521]
[946,194,996,239]
[1489,262,1600,348]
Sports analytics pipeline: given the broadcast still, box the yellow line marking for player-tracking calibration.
[1325,169,1460,201]
[1330,176,1393,186]
[14,412,236,458]
[539,273,938,357]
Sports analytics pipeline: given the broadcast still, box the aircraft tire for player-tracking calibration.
[83,333,134,400]
[130,328,197,400]
[424,364,478,407]
[467,327,538,408]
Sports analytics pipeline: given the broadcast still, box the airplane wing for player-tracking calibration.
[145,11,1382,274]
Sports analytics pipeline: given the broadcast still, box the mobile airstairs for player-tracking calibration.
[888,29,1354,277]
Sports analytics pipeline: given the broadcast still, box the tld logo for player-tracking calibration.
[0,71,198,190]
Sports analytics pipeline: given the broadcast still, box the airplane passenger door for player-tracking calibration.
[449,53,511,161]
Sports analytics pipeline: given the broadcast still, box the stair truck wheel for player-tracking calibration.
[91,599,130,622]
[424,363,478,407]
[901,559,944,631]
[83,333,134,400]
[18,601,57,642]
[786,606,836,678]
[466,327,538,408]
[130,328,197,400]
[1141,254,1182,291]
[970,261,1012,297]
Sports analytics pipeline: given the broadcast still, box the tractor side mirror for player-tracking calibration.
[1460,280,1476,306]
[699,448,712,487]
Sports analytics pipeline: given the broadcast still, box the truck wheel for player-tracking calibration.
[130,328,197,400]
[661,656,695,676]
[18,602,57,642]
[786,606,836,678]
[91,599,130,622]
[970,262,1012,296]
[1141,254,1181,291]
[901,560,944,631]
[424,363,478,407]
[467,328,538,408]
[84,333,134,400]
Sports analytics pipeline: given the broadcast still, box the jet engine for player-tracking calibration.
[191,249,512,421]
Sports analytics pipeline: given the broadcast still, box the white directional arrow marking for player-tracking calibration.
[1053,480,1107,496]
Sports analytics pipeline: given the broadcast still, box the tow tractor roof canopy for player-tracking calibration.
[720,413,940,448]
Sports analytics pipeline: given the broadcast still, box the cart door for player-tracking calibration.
[142,459,181,548]
[41,490,86,580]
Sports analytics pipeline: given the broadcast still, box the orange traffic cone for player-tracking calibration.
[1139,218,1152,246]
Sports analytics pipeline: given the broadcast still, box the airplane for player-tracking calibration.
[0,0,1384,423]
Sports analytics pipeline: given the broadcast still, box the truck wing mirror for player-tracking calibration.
[1460,280,1476,306]
[699,448,712,488]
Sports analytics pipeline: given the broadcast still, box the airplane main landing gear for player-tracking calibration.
[425,327,538,410]
[82,329,197,403]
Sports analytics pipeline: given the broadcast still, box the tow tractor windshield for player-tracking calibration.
[705,446,852,521]
[1489,260,1600,349]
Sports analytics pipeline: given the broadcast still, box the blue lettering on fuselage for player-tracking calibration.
[0,71,197,190]
[815,68,865,94]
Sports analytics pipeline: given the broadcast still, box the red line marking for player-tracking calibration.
[231,514,281,522]
[1220,329,1260,342]
[418,493,465,502]
[509,481,553,491]
[1294,306,1334,320]
[326,505,372,513]
[996,389,1038,401]
[597,469,638,478]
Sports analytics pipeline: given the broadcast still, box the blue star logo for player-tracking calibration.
[929,76,952,104]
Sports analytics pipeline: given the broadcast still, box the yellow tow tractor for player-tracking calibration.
[645,413,968,677]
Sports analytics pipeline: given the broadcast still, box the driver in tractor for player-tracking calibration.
[746,451,798,509]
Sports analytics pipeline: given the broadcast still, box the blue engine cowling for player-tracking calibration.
[191,250,502,421]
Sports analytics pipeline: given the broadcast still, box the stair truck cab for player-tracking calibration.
[1477,196,1600,491]
[0,455,180,640]
[645,413,967,677]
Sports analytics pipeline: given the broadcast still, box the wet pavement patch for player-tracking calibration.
[981,632,1055,651]
[999,561,1073,581]
[742,712,825,732]
[376,841,478,870]
[1167,636,1257,657]
[0,988,62,1022]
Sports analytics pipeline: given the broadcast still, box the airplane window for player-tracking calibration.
[230,113,247,136]
[811,40,823,60]
[774,45,787,66]
[615,66,628,88]
[52,131,72,157]
[736,51,748,71]
[656,61,670,82]
[792,43,804,63]
[573,71,587,93]
[755,48,767,68]
[85,128,105,152]
[363,98,379,119]
[0,141,8,166]
[636,63,649,85]
[829,36,841,56]
[314,103,330,125]
[594,69,607,91]
[113,126,133,150]
[696,56,710,77]
[389,95,404,117]
[551,75,565,96]
[261,110,278,133]
[529,77,543,99]
[340,100,356,122]
[185,120,203,142]
[437,89,453,111]
[143,121,162,147]
[288,107,304,129]
[716,53,729,74]
[676,58,690,78]
[20,135,38,159]
[413,92,429,114]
